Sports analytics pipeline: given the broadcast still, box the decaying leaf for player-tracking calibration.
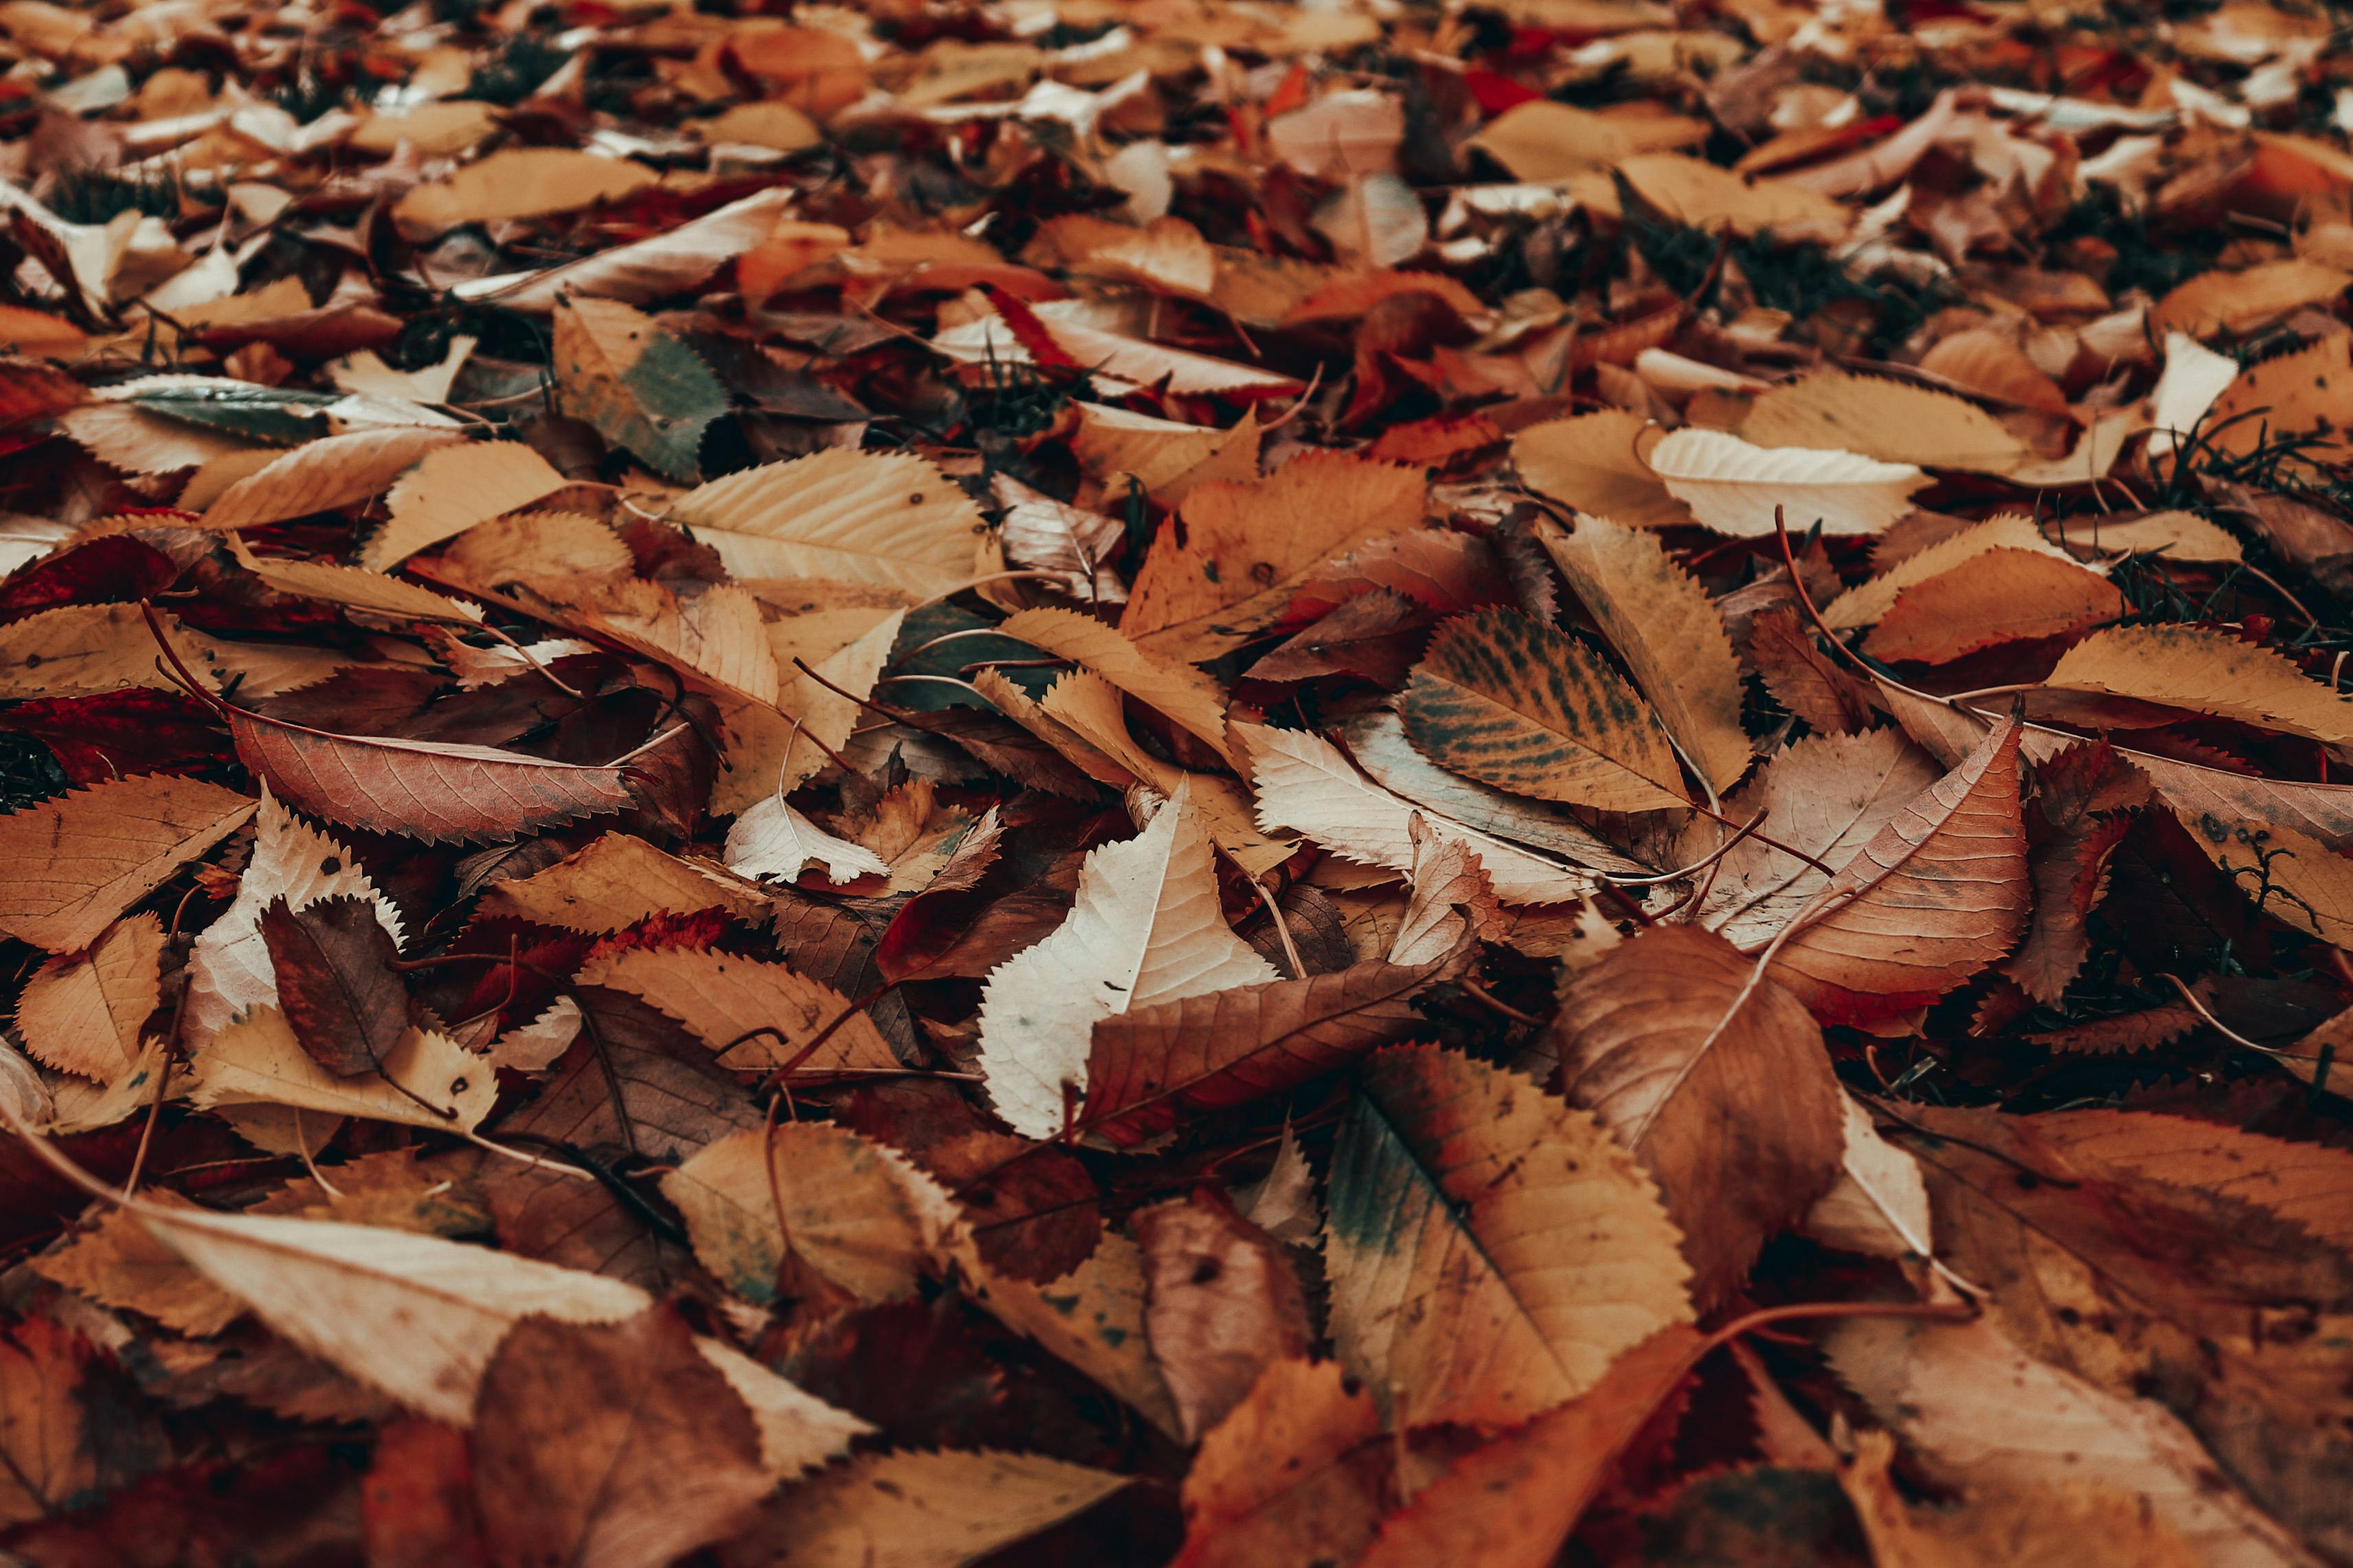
[1555,924,1845,1302]
[0,9,2347,1561]
[978,791,1276,1139]
[0,775,255,953]
[1768,718,2029,1022]
[553,295,728,483]
[1325,1043,1692,1428]
[1538,514,1751,792]
[1397,609,1690,810]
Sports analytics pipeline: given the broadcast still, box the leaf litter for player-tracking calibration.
[0,0,2351,1563]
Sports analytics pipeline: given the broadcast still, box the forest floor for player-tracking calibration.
[0,0,2348,1564]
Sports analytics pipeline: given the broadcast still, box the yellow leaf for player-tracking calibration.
[1325,1044,1693,1427]
[1539,514,1751,793]
[187,1006,499,1133]
[0,774,254,953]
[662,1124,949,1305]
[14,913,162,1080]
[670,447,987,599]
[2047,624,2353,750]
[364,441,569,569]
[392,147,659,235]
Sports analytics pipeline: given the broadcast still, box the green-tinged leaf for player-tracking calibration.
[1397,609,1689,810]
[1325,1043,1692,1429]
[554,295,728,481]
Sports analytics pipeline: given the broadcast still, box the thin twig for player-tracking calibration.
[2159,973,2326,1060]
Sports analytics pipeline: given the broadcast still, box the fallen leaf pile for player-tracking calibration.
[4,0,2353,1561]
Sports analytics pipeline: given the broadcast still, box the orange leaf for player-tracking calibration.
[1768,716,2029,1022]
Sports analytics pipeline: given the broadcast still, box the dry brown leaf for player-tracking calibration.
[1830,1315,2314,1568]
[1539,513,1751,791]
[1822,514,2078,630]
[1691,728,1941,948]
[719,1450,1127,1568]
[1470,100,1707,179]
[185,1006,497,1133]
[952,1229,1183,1437]
[1863,548,2124,663]
[202,426,464,531]
[14,912,163,1080]
[1325,1043,1692,1429]
[1387,814,1505,965]
[1081,950,1459,1149]
[1072,404,1260,506]
[0,1317,106,1528]
[228,536,482,626]
[577,946,895,1073]
[1768,717,2029,1023]
[1617,152,1852,239]
[1555,924,1845,1302]
[2174,808,2353,948]
[362,440,569,570]
[0,774,254,953]
[1353,1327,1702,1568]
[1741,371,2031,473]
[1135,1194,1311,1443]
[2208,333,2353,465]
[221,699,638,845]
[1169,1359,1388,1568]
[2047,625,2353,750]
[1916,329,2071,415]
[472,1307,776,1568]
[0,603,221,700]
[392,148,660,236]
[1840,1429,2206,1568]
[475,832,767,932]
[1513,411,1692,529]
[1121,451,1424,661]
[1397,609,1689,810]
[662,1124,948,1306]
[32,1196,243,1337]
[457,188,794,314]
[2152,259,2352,339]
[670,447,987,599]
[998,606,1237,764]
